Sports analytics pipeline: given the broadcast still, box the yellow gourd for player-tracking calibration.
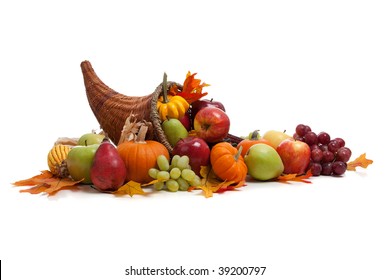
[47,144,71,177]
[157,73,189,121]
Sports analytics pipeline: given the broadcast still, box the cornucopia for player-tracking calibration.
[11,61,373,197]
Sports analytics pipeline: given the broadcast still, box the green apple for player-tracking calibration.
[162,118,189,147]
[244,143,284,181]
[66,144,99,183]
[78,133,105,146]
[262,130,292,149]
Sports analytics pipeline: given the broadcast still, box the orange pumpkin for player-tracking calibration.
[237,130,272,157]
[117,125,170,183]
[210,142,247,183]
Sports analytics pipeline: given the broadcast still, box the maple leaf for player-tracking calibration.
[347,153,373,171]
[169,71,209,104]
[189,165,245,198]
[113,180,155,197]
[13,170,82,195]
[277,170,313,184]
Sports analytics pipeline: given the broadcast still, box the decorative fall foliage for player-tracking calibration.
[277,170,313,184]
[113,180,148,197]
[12,170,82,195]
[169,71,209,104]
[347,153,373,171]
[189,165,246,198]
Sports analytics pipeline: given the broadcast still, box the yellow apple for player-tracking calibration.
[262,130,293,149]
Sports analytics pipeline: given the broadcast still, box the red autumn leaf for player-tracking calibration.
[277,170,313,184]
[13,170,82,195]
[169,71,209,104]
[347,153,373,171]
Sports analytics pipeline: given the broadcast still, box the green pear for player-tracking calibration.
[162,118,189,147]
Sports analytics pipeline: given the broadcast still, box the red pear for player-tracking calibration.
[90,138,127,192]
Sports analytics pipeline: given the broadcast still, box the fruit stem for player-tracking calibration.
[162,72,169,104]
[234,145,243,161]
[251,130,260,140]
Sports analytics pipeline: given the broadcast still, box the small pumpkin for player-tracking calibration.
[210,142,247,183]
[237,130,272,157]
[117,123,170,184]
[157,73,189,121]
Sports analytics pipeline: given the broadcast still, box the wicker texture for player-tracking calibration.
[80,60,181,152]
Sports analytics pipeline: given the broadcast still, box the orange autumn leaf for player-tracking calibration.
[189,165,245,198]
[277,170,313,184]
[113,180,153,197]
[13,170,82,195]
[347,153,373,171]
[169,71,209,104]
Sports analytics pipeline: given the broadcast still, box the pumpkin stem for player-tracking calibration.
[234,145,243,161]
[162,72,169,104]
[136,125,148,143]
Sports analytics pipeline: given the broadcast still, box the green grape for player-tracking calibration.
[157,155,170,171]
[166,179,179,192]
[157,171,170,181]
[189,175,202,187]
[181,169,196,182]
[170,155,181,168]
[154,181,165,191]
[170,167,181,180]
[177,177,190,191]
[177,155,190,170]
[148,168,159,179]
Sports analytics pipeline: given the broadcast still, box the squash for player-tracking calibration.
[210,142,247,183]
[117,124,170,183]
[157,73,189,121]
[47,144,71,177]
[237,130,272,157]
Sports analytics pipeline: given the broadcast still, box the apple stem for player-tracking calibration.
[162,72,169,103]
[234,145,243,161]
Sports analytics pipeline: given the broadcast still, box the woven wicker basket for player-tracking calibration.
[80,60,180,153]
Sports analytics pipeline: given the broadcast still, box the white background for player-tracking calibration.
[0,1,389,279]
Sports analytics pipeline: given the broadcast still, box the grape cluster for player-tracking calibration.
[294,124,352,176]
[148,155,202,192]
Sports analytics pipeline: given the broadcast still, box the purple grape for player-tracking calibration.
[304,131,318,146]
[311,149,323,162]
[296,124,307,137]
[328,140,341,153]
[318,132,331,145]
[321,162,333,175]
[336,147,352,163]
[322,150,335,163]
[332,161,347,175]
[333,137,345,148]
[310,163,322,176]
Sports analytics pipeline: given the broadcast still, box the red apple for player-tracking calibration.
[276,139,311,175]
[194,107,230,143]
[172,136,210,175]
[191,98,226,120]
[178,110,192,131]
